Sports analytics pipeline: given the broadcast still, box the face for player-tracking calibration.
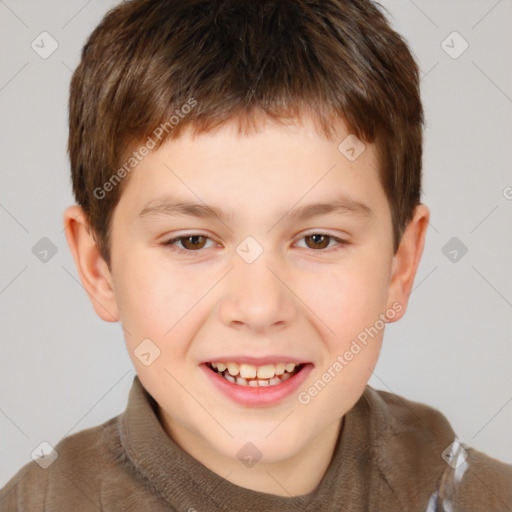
[65,114,427,479]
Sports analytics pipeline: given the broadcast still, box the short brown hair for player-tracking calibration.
[68,0,423,270]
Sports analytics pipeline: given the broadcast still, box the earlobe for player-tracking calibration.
[386,204,430,322]
[62,205,120,323]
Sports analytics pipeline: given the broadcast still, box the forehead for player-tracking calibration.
[115,115,386,225]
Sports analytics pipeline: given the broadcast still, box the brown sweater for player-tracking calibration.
[1,376,511,511]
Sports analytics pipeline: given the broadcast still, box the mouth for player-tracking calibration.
[204,361,306,387]
[200,360,314,407]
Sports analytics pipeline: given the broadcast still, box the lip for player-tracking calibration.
[200,362,314,407]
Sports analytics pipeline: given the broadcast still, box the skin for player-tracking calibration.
[63,114,429,497]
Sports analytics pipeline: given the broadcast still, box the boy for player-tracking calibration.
[1,0,511,510]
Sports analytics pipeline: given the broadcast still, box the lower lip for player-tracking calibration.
[200,363,314,407]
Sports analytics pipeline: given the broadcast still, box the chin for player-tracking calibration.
[217,428,309,464]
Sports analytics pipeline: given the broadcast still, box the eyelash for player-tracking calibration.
[161,233,349,254]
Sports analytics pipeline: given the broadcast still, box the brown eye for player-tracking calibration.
[295,233,348,252]
[177,235,207,250]
[164,234,214,252]
[304,234,331,250]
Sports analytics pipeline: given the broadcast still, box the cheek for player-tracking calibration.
[300,257,391,340]
[113,251,202,341]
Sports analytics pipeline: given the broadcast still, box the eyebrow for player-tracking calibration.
[137,195,374,222]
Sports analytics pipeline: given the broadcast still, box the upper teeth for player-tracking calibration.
[211,362,298,379]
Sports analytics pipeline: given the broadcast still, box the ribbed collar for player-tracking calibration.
[118,375,451,511]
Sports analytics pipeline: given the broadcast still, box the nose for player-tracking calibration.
[218,250,297,334]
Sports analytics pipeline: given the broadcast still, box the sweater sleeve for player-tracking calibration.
[434,440,512,512]
[0,416,117,512]
[0,460,49,512]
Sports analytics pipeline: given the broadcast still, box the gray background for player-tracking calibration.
[1,0,511,488]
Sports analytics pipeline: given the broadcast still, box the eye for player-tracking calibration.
[295,233,348,252]
[162,234,218,252]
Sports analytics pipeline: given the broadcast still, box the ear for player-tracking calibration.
[385,204,430,322]
[63,205,120,322]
